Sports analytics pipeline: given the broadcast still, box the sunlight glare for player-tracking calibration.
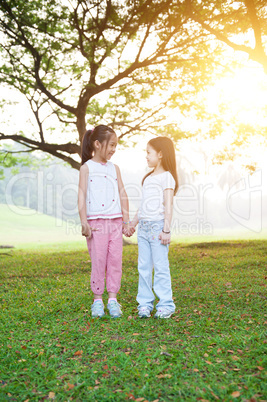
[206,65,267,126]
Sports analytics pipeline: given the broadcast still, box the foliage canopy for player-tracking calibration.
[0,0,266,169]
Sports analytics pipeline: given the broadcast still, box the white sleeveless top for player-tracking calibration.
[85,160,122,220]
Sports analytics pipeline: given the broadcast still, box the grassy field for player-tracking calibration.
[1,203,267,249]
[0,204,81,245]
[0,240,266,401]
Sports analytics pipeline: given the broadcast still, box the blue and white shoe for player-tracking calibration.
[91,300,105,318]
[154,308,174,319]
[107,300,122,318]
[138,306,151,318]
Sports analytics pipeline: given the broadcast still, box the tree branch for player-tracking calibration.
[186,0,267,72]
[1,1,78,115]
[0,133,80,157]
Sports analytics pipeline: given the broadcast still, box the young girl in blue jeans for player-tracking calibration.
[78,125,130,318]
[129,137,178,318]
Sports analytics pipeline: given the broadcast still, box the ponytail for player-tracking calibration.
[81,129,94,165]
[81,125,116,165]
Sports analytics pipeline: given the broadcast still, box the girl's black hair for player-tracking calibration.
[81,124,116,165]
[142,136,179,194]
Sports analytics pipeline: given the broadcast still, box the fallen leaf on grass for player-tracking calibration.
[231,356,240,361]
[67,383,75,390]
[205,361,213,365]
[193,368,199,372]
[135,398,145,402]
[160,352,173,357]
[58,374,68,380]
[48,392,55,399]
[257,366,264,371]
[211,391,219,400]
[74,350,83,356]
[156,374,172,378]
[231,391,241,398]
[133,333,140,336]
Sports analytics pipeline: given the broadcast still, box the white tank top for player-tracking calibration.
[86,159,122,220]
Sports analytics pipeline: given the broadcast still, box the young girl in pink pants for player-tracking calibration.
[78,125,130,318]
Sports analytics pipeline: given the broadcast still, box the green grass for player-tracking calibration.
[0,240,266,401]
[0,204,81,245]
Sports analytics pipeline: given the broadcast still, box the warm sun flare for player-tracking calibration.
[206,64,267,127]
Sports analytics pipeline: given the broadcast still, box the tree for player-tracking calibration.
[0,0,266,170]
[185,0,267,74]
[0,144,32,179]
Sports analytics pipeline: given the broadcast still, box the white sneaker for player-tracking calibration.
[107,300,122,318]
[154,308,174,319]
[138,306,151,318]
[91,300,105,318]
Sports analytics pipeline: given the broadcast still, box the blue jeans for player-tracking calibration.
[137,220,175,312]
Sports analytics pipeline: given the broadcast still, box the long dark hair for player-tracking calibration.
[142,136,179,194]
[81,124,116,165]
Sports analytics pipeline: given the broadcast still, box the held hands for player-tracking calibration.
[159,231,171,245]
[122,222,136,238]
[81,222,98,239]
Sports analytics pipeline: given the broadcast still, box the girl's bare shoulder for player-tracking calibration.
[114,163,121,173]
[80,163,89,174]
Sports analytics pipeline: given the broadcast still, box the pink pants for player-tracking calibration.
[86,218,123,295]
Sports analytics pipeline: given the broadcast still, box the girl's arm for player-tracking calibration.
[130,211,139,228]
[115,165,130,234]
[159,188,174,245]
[78,164,92,238]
